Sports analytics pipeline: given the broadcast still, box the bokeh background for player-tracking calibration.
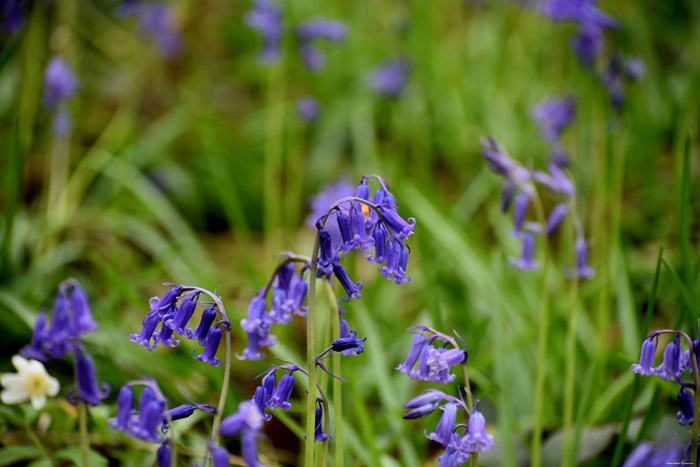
[1,0,700,465]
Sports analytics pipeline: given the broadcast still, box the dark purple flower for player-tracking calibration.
[531,96,576,142]
[130,311,161,351]
[297,96,320,122]
[336,210,354,252]
[109,385,133,431]
[212,446,230,467]
[571,24,603,67]
[46,289,73,358]
[188,306,218,345]
[509,233,540,271]
[2,0,24,33]
[331,330,367,355]
[379,207,415,241]
[69,281,98,336]
[152,286,182,316]
[332,263,363,302]
[513,194,529,235]
[368,223,388,264]
[426,402,459,447]
[677,388,694,426]
[133,3,182,59]
[219,401,264,437]
[296,19,347,71]
[267,373,295,410]
[350,205,374,250]
[129,387,166,442]
[312,398,329,442]
[192,326,223,367]
[154,312,180,348]
[370,58,412,98]
[21,309,49,361]
[75,351,110,406]
[244,0,284,63]
[631,338,657,376]
[165,293,198,334]
[44,57,79,108]
[156,441,171,467]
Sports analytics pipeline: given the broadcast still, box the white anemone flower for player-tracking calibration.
[1,355,60,409]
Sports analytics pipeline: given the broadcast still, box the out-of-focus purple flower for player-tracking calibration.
[571,237,594,279]
[156,440,171,467]
[571,24,604,68]
[109,385,133,431]
[655,336,683,382]
[242,432,261,466]
[426,402,459,447]
[69,281,97,340]
[297,96,320,122]
[509,233,540,271]
[130,311,161,351]
[296,19,347,71]
[74,350,110,406]
[603,53,645,110]
[461,410,494,452]
[211,446,230,467]
[52,106,72,138]
[219,400,264,437]
[44,57,79,108]
[513,194,529,235]
[192,326,223,367]
[533,163,576,197]
[306,178,355,249]
[128,387,166,442]
[245,0,284,63]
[545,204,569,236]
[21,309,48,361]
[237,329,274,361]
[531,96,576,143]
[132,3,182,59]
[2,0,24,33]
[677,388,694,426]
[631,338,657,376]
[370,58,412,98]
[538,0,617,29]
[241,295,267,333]
[45,289,73,359]
[623,442,683,467]
[331,329,367,355]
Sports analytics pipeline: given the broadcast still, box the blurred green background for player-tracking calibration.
[1,0,700,465]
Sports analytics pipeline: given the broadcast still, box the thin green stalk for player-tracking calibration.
[326,281,344,467]
[78,403,89,467]
[531,194,551,467]
[561,261,580,466]
[25,419,55,466]
[305,235,321,467]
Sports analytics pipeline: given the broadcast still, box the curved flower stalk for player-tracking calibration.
[630,328,700,464]
[397,327,493,466]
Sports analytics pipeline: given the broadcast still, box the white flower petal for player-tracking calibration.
[1,386,29,405]
[30,394,47,410]
[11,355,30,374]
[46,376,60,397]
[0,373,25,387]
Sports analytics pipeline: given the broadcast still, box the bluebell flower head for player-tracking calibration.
[2,0,24,33]
[462,410,494,452]
[133,3,182,59]
[188,306,218,346]
[219,400,264,437]
[331,330,367,355]
[355,178,370,201]
[439,433,470,467]
[297,96,320,122]
[318,228,340,268]
[245,0,283,63]
[396,333,427,374]
[545,204,569,236]
[336,210,354,252]
[571,24,603,67]
[411,343,435,381]
[573,237,595,278]
[533,163,575,197]
[623,442,683,467]
[69,281,98,336]
[368,222,388,264]
[237,329,274,361]
[531,95,576,142]
[677,388,694,426]
[426,402,459,447]
[270,287,289,324]
[166,293,198,334]
[156,440,171,467]
[193,326,223,367]
[509,233,540,271]
[276,262,295,292]
[46,289,73,359]
[403,390,446,419]
[427,348,465,375]
[165,404,195,422]
[241,295,267,333]
[129,387,166,442]
[21,309,49,361]
[306,178,354,248]
[370,58,412,98]
[268,373,295,410]
[74,350,110,406]
[332,263,363,302]
[297,19,347,71]
[211,446,230,467]
[109,384,133,431]
[539,0,617,28]
[631,338,657,376]
[44,57,79,108]
[501,182,516,213]
[380,239,401,280]
[380,207,415,241]
[655,335,683,381]
[154,314,180,348]
[131,311,161,351]
[242,432,262,467]
[288,275,308,316]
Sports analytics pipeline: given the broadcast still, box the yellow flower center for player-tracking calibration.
[361,204,370,221]
[26,373,49,397]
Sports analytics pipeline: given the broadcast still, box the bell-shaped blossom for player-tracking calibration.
[513,194,529,235]
[0,355,60,409]
[380,239,402,281]
[46,290,73,358]
[655,336,684,381]
[241,296,267,333]
[212,446,230,467]
[462,410,494,452]
[21,309,49,361]
[109,385,133,431]
[545,204,569,236]
[509,233,540,271]
[245,0,283,63]
[44,57,79,108]
[237,329,275,361]
[336,211,355,252]
[242,432,261,466]
[165,293,198,334]
[152,285,182,316]
[531,96,576,143]
[193,327,223,367]
[572,237,595,278]
[154,312,180,348]
[427,348,465,375]
[439,432,470,467]
[129,387,166,442]
[318,228,340,268]
[677,389,694,426]
[268,373,295,410]
[331,330,367,355]
[370,58,412,98]
[396,243,413,285]
[70,282,98,336]
[368,223,387,264]
[426,402,459,447]
[631,338,657,376]
[74,351,110,406]
[297,96,320,123]
[156,441,171,467]
[396,333,427,374]
[402,390,446,419]
[220,400,264,437]
[130,312,161,351]
[332,264,363,302]
[187,306,218,345]
[312,398,329,442]
[380,208,416,241]
[410,343,435,381]
[350,206,374,250]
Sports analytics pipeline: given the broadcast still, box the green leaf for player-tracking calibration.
[0,446,43,466]
[56,446,108,467]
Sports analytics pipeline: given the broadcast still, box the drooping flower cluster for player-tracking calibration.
[480,137,594,278]
[531,95,576,167]
[130,284,230,367]
[237,260,309,361]
[43,56,79,138]
[397,327,494,466]
[631,329,700,460]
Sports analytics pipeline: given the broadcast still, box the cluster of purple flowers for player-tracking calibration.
[481,137,593,278]
[130,284,230,367]
[536,0,644,109]
[43,56,79,138]
[237,260,309,361]
[121,1,182,59]
[630,329,700,464]
[397,327,494,466]
[22,280,110,407]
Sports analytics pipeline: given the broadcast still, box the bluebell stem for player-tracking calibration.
[297,96,320,122]
[370,58,412,98]
[678,389,695,426]
[545,204,569,236]
[70,282,98,336]
[244,0,283,63]
[332,263,363,302]
[219,400,264,437]
[426,402,459,447]
[130,311,161,350]
[331,329,367,355]
[165,293,198,334]
[268,373,295,410]
[509,233,540,271]
[685,442,700,466]
[396,333,427,374]
[631,338,657,376]
[21,309,48,361]
[211,446,229,467]
[656,335,683,381]
[188,306,218,345]
[296,19,347,72]
[462,410,494,452]
[157,440,171,467]
[131,3,182,59]
[109,385,133,431]
[74,350,110,406]
[193,326,223,367]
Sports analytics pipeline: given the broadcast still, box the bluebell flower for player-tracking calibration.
[379,207,415,241]
[242,432,261,467]
[545,204,569,236]
[439,433,470,467]
[350,206,374,250]
[318,228,340,269]
[531,96,576,143]
[21,309,49,361]
[533,163,575,197]
[462,410,494,452]
[133,3,182,59]
[44,57,79,108]
[69,281,98,336]
[74,350,110,406]
[655,336,684,381]
[109,385,133,431]
[296,19,347,72]
[509,233,540,271]
[426,402,459,447]
[355,177,370,201]
[130,311,161,351]
[152,285,182,316]
[336,210,355,252]
[237,329,274,361]
[193,326,223,367]
[427,348,465,375]
[313,398,329,442]
[411,343,436,381]
[241,295,267,333]
[267,373,295,410]
[677,388,694,426]
[154,312,180,348]
[331,330,367,355]
[156,440,171,467]
[402,390,446,419]
[219,400,264,437]
[45,289,73,359]
[623,442,683,467]
[244,0,284,63]
[538,0,617,29]
[164,404,195,422]
[571,24,603,68]
[297,96,320,122]
[332,264,363,302]
[165,293,198,335]
[379,239,401,281]
[211,446,230,467]
[2,0,24,33]
[513,194,529,235]
[396,333,427,374]
[188,306,218,345]
[286,275,308,317]
[367,222,387,264]
[306,178,354,249]
[572,237,594,278]
[129,387,166,442]
[631,338,657,376]
[370,58,412,98]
